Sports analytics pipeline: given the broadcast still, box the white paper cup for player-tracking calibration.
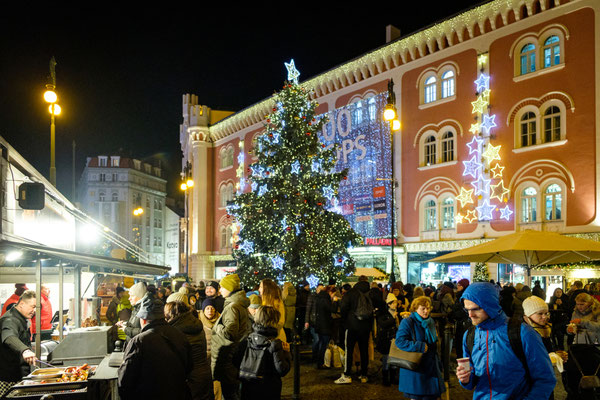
[457,357,471,372]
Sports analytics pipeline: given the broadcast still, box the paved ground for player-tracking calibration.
[281,345,568,400]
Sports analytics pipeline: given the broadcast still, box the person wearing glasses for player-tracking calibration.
[456,282,555,400]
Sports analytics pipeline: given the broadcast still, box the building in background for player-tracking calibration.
[180,0,600,289]
[78,155,167,265]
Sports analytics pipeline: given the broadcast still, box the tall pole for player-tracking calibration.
[387,79,397,283]
[185,190,189,275]
[72,140,76,202]
[46,57,59,187]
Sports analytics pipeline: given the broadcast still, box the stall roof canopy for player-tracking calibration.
[0,237,170,278]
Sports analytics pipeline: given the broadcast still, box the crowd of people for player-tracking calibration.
[1,276,600,399]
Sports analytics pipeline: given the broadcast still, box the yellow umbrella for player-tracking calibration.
[428,230,600,283]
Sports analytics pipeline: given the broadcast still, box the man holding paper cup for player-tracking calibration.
[456,282,556,400]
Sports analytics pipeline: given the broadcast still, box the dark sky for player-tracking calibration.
[0,3,484,200]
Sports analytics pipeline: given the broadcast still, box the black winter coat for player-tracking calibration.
[118,319,192,400]
[169,311,214,400]
[237,325,291,400]
[314,291,333,336]
[0,307,31,381]
[123,301,142,342]
[340,281,373,334]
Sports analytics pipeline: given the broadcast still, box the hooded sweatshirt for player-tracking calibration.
[460,283,555,400]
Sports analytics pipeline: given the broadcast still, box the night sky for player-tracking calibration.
[0,3,484,200]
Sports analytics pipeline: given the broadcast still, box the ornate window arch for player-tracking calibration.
[418,124,458,167]
[441,70,455,99]
[424,76,437,104]
[543,181,564,221]
[516,182,540,224]
[418,63,458,107]
[514,106,540,149]
[440,196,455,230]
[520,43,537,75]
[423,197,438,231]
[440,131,455,163]
[219,181,234,208]
[219,145,234,170]
[220,224,233,249]
[424,135,437,166]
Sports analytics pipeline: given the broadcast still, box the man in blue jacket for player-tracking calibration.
[456,282,556,399]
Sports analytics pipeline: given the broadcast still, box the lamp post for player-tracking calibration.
[132,207,144,260]
[383,79,401,283]
[181,161,193,275]
[44,57,61,187]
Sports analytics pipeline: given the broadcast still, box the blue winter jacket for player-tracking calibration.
[395,313,445,396]
[460,283,556,400]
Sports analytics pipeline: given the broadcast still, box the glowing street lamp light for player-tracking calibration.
[44,57,60,187]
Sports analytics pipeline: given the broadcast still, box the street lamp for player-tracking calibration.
[384,79,401,283]
[44,57,60,187]
[181,161,193,275]
[132,207,144,257]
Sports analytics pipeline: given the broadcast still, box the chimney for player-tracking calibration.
[386,25,401,43]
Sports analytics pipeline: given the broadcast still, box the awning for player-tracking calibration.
[0,238,170,280]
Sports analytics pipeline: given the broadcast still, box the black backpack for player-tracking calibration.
[465,316,530,383]
[238,334,271,381]
[354,291,374,321]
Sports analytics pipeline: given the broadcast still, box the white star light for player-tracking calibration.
[481,114,497,134]
[323,186,335,200]
[471,175,491,196]
[239,240,254,255]
[334,255,347,268]
[467,136,483,155]
[271,256,285,270]
[474,74,490,92]
[237,152,245,165]
[312,159,322,172]
[476,199,495,221]
[271,132,280,144]
[306,274,319,289]
[251,182,258,192]
[285,59,300,84]
[291,160,301,174]
[462,155,482,179]
[258,185,268,196]
[500,205,513,221]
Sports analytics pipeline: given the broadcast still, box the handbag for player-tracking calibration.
[569,330,600,391]
[387,318,423,371]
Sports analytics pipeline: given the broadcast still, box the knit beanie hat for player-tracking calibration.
[201,297,215,310]
[206,281,220,291]
[523,295,548,317]
[15,283,29,296]
[166,292,189,306]
[136,294,165,320]
[178,286,189,295]
[129,282,147,300]
[458,279,470,289]
[386,293,398,304]
[220,274,240,292]
[248,294,262,309]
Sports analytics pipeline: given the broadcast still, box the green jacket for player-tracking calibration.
[210,289,250,384]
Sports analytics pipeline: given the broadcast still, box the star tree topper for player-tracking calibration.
[285,59,300,84]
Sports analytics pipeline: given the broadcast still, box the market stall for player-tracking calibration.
[0,237,169,399]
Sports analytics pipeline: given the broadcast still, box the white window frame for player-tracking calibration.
[440,197,455,230]
[543,182,563,221]
[441,70,455,99]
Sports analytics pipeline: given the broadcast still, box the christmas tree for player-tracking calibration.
[227,60,363,287]
[473,262,490,282]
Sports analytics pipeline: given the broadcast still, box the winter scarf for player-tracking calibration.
[413,312,437,344]
[525,318,552,338]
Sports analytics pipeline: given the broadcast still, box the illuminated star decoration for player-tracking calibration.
[237,152,245,165]
[490,180,510,202]
[456,187,474,208]
[295,223,302,235]
[291,160,301,174]
[251,182,258,192]
[285,59,300,84]
[271,256,285,270]
[306,274,319,289]
[281,216,287,230]
[239,240,254,255]
[500,205,514,221]
[474,74,490,92]
[312,159,322,172]
[455,214,464,224]
[469,123,481,135]
[481,89,491,101]
[471,175,491,196]
[464,210,478,223]
[476,199,495,220]
[334,255,348,268]
[482,143,501,164]
[323,186,335,200]
[238,177,246,194]
[471,96,489,114]
[491,164,505,178]
[481,114,497,134]
[271,132,280,144]
[463,155,482,179]
[467,136,483,155]
[258,185,268,196]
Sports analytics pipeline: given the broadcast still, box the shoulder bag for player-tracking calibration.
[387,318,423,371]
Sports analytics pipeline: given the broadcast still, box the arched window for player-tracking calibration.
[424,135,436,165]
[424,76,437,104]
[353,101,363,126]
[520,43,536,75]
[99,191,105,202]
[220,182,234,208]
[111,192,118,202]
[543,35,560,68]
[520,112,537,147]
[220,146,234,169]
[521,187,538,223]
[544,184,562,220]
[441,71,455,98]
[543,106,561,143]
[424,199,437,231]
[220,226,232,249]
[441,197,455,229]
[441,131,454,163]
[367,97,376,121]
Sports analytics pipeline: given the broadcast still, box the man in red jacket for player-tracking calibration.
[31,285,53,340]
[1,284,28,316]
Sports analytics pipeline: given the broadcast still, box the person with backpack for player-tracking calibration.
[237,306,291,400]
[375,293,400,386]
[456,282,556,400]
[335,279,373,384]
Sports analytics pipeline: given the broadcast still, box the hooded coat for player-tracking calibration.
[211,289,251,384]
[460,283,556,400]
[169,311,214,400]
[340,281,372,334]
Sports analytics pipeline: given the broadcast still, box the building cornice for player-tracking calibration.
[208,0,580,141]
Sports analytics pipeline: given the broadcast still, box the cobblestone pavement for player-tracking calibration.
[281,346,567,400]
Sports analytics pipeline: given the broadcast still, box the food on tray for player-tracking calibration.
[82,317,99,327]
[58,364,92,382]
